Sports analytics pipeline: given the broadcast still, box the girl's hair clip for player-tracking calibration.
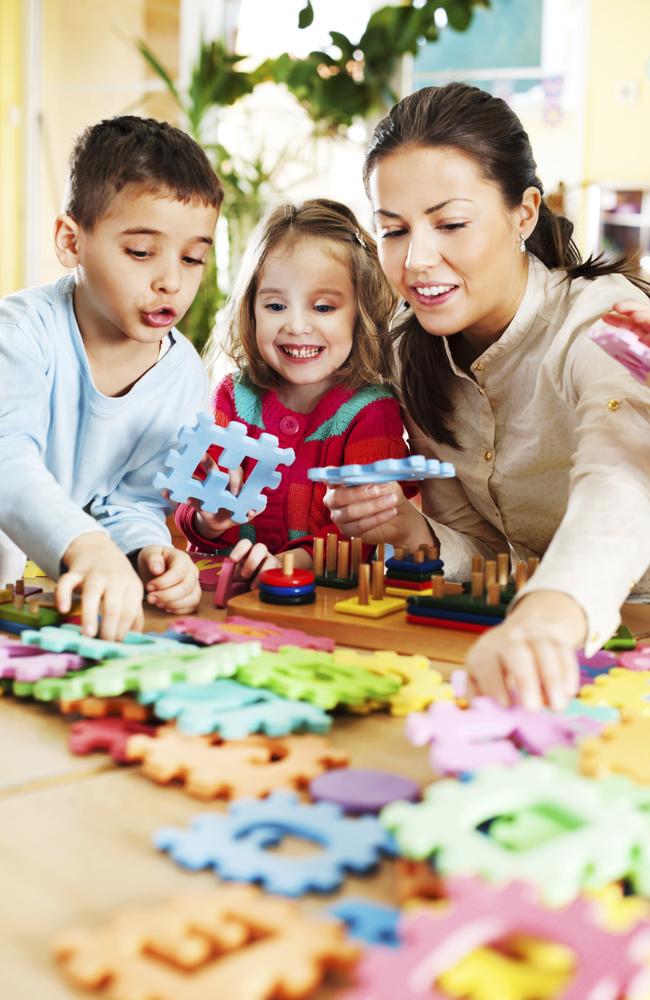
[354,228,367,249]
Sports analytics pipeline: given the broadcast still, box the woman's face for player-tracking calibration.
[368,145,532,344]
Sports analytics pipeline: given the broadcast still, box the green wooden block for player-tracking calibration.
[408,591,510,618]
[0,602,60,628]
[603,625,636,651]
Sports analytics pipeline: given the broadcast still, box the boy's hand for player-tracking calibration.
[324,481,433,548]
[58,532,144,641]
[602,300,650,347]
[139,546,201,614]
[464,591,584,711]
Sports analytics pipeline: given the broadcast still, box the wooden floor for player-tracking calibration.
[1,591,648,998]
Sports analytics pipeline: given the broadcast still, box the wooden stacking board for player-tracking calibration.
[226,586,476,663]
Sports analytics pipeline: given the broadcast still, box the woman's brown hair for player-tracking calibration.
[208,198,397,392]
[364,82,650,446]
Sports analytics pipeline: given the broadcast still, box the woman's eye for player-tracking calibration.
[381,229,407,239]
[440,223,467,231]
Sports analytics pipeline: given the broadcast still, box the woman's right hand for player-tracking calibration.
[323,480,433,548]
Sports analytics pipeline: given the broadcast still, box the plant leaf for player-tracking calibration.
[298,2,314,28]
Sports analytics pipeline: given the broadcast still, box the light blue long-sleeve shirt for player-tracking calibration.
[0,275,209,578]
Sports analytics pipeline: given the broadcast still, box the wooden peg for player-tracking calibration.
[431,575,445,598]
[484,560,497,588]
[471,570,484,598]
[427,545,440,561]
[471,555,485,573]
[282,551,294,577]
[394,546,405,561]
[326,533,338,575]
[414,549,425,563]
[527,556,540,577]
[487,582,501,605]
[313,536,324,577]
[375,542,385,566]
[371,559,384,600]
[514,561,528,592]
[497,553,509,586]
[13,591,25,610]
[358,563,370,605]
[350,537,363,573]
[337,540,350,580]
[15,579,25,596]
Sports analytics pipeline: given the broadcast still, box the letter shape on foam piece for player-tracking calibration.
[153,414,295,522]
[338,877,650,1000]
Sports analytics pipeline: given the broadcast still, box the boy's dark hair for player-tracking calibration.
[64,115,223,229]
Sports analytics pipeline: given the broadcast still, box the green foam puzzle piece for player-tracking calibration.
[381,757,650,905]
[235,646,400,710]
[13,641,262,701]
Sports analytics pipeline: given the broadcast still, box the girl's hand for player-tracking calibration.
[464,591,585,710]
[139,546,201,615]
[227,539,282,587]
[602,300,650,347]
[324,481,434,548]
[185,462,258,539]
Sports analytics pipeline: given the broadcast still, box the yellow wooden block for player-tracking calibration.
[23,560,46,578]
[386,584,433,598]
[333,595,406,619]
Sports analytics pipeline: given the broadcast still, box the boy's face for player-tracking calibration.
[68,185,218,346]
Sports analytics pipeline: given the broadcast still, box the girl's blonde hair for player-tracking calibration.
[210,198,397,391]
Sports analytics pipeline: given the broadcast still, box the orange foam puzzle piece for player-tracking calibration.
[58,695,152,721]
[580,712,650,785]
[126,730,349,799]
[53,884,360,1000]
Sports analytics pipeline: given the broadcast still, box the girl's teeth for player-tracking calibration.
[418,285,454,297]
[283,346,322,358]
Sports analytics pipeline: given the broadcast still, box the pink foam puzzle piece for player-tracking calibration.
[0,652,85,682]
[172,615,335,653]
[213,559,250,609]
[68,718,159,763]
[0,637,44,660]
[588,319,650,385]
[340,877,650,1000]
[405,698,602,775]
[619,648,650,672]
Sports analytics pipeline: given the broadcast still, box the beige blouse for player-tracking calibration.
[403,254,650,655]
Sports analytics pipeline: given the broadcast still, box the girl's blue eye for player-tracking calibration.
[266,303,286,312]
[314,304,335,313]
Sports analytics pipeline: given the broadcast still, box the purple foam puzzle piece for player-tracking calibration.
[0,652,85,682]
[619,648,650,672]
[309,768,420,814]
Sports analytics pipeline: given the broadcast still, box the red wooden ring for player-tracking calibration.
[259,568,315,587]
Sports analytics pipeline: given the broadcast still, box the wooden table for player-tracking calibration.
[1,594,648,999]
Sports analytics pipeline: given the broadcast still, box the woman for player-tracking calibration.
[325,82,650,710]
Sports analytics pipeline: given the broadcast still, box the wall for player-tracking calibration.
[0,0,25,296]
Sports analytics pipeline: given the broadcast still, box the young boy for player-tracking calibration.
[0,116,223,640]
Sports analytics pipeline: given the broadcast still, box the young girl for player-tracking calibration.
[325,83,650,710]
[175,198,413,578]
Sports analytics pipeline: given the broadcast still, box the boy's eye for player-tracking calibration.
[126,248,151,259]
[182,256,206,266]
[314,304,335,313]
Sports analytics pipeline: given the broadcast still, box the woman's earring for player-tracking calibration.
[519,233,527,253]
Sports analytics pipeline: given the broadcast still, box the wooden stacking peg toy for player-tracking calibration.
[384,544,446,598]
[313,532,358,589]
[406,552,516,634]
[0,578,63,631]
[334,562,406,619]
[258,552,316,606]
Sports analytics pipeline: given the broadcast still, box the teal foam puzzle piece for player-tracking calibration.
[139,679,332,737]
[20,624,187,661]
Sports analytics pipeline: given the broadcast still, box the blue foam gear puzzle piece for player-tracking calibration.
[328,898,401,947]
[138,679,332,737]
[307,455,455,486]
[154,791,394,896]
[20,624,187,660]
[153,413,295,522]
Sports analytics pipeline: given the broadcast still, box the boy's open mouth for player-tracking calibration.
[142,307,177,327]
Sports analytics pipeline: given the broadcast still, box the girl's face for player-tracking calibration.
[254,236,356,410]
[369,145,533,346]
